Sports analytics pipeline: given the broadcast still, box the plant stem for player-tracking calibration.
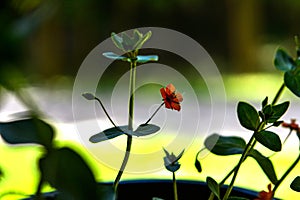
[221,82,285,200]
[144,102,164,125]
[222,135,256,200]
[173,172,178,200]
[94,97,119,128]
[272,83,285,105]
[272,153,300,196]
[113,60,136,192]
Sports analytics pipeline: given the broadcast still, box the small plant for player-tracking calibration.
[82,29,183,195]
[192,36,300,200]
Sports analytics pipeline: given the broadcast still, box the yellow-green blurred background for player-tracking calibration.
[1,0,300,199]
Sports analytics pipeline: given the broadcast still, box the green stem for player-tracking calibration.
[272,154,300,196]
[144,102,164,125]
[222,135,256,200]
[272,83,285,105]
[113,60,136,192]
[221,82,285,200]
[173,172,178,200]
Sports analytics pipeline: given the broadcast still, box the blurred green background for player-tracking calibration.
[1,0,300,199]
[1,0,300,84]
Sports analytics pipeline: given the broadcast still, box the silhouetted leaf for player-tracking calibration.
[82,93,95,100]
[0,118,54,149]
[206,177,220,200]
[89,125,128,143]
[291,176,300,192]
[133,124,160,136]
[284,69,300,97]
[204,133,246,155]
[254,130,282,152]
[262,96,268,108]
[266,101,289,123]
[237,102,260,131]
[90,124,160,143]
[249,150,278,184]
[39,147,100,200]
[274,48,296,72]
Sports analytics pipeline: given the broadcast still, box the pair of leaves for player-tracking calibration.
[163,148,184,172]
[39,147,103,200]
[89,124,160,143]
[275,48,300,97]
[0,117,54,149]
[237,101,284,152]
[111,29,152,52]
[204,134,278,184]
[103,52,158,63]
[261,100,289,123]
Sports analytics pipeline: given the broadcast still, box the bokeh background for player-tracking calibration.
[1,0,300,83]
[1,0,300,199]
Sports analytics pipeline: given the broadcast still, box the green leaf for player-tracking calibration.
[89,125,128,143]
[266,101,289,123]
[291,176,300,192]
[204,133,246,155]
[262,96,268,108]
[39,147,99,199]
[102,52,129,61]
[284,69,300,97]
[133,30,152,50]
[0,118,54,149]
[274,48,296,72]
[249,149,278,184]
[136,55,159,63]
[254,130,282,152]
[111,32,124,51]
[132,124,160,136]
[206,177,220,200]
[237,102,260,131]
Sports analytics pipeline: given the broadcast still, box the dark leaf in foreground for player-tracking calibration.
[39,147,100,199]
[0,118,54,149]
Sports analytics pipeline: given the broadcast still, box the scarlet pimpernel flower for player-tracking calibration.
[254,184,273,200]
[282,119,300,132]
[160,84,183,111]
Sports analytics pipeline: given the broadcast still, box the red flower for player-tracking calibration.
[254,184,273,200]
[282,119,300,132]
[160,84,183,111]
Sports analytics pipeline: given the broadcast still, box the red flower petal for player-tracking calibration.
[160,88,167,99]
